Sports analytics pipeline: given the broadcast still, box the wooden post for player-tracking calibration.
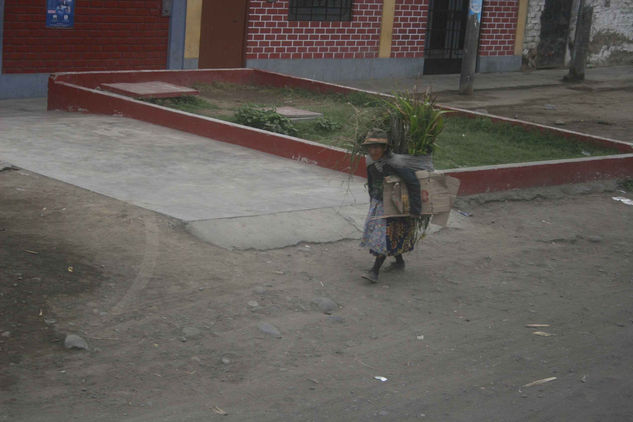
[565,4,593,82]
[459,0,483,95]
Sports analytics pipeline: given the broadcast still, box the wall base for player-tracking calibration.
[246,57,425,82]
[0,73,50,99]
[183,58,199,69]
[477,55,522,73]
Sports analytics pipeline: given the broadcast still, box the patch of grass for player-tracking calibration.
[234,104,298,137]
[291,103,387,148]
[433,116,619,169]
[144,95,217,114]
[149,84,622,169]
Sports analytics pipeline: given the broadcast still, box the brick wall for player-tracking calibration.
[247,0,515,61]
[2,0,169,74]
[246,0,384,60]
[478,0,519,56]
[391,0,428,58]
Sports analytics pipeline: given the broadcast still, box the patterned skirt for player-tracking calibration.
[360,199,417,257]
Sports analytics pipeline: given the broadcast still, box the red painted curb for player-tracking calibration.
[48,69,633,196]
[48,78,366,177]
[444,155,633,195]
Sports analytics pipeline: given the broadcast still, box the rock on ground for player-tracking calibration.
[311,297,338,314]
[182,327,202,338]
[64,334,89,351]
[257,322,281,338]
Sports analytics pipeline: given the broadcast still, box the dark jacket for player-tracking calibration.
[367,154,422,215]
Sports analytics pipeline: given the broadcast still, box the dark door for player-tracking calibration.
[423,0,469,74]
[199,0,248,68]
[536,0,573,68]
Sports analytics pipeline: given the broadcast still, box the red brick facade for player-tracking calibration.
[478,0,519,56]
[390,0,429,58]
[247,0,518,61]
[246,0,383,60]
[2,0,169,74]
[2,1,519,76]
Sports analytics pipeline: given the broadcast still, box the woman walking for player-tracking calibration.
[360,129,422,283]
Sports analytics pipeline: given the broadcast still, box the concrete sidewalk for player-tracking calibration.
[0,98,369,249]
[346,65,633,94]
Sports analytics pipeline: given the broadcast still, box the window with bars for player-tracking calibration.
[288,0,353,22]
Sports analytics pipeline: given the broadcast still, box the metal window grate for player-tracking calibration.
[425,0,468,60]
[288,0,353,22]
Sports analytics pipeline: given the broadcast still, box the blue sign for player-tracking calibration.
[46,0,74,28]
[469,0,483,14]
[469,0,483,22]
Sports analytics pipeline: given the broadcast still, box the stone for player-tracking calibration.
[100,81,199,99]
[554,120,565,125]
[0,161,17,172]
[275,106,322,121]
[587,235,603,243]
[327,315,345,324]
[544,104,557,110]
[257,322,281,338]
[64,334,89,350]
[182,327,202,338]
[221,356,231,365]
[1,331,10,338]
[248,300,259,308]
[311,297,338,314]
[254,286,266,295]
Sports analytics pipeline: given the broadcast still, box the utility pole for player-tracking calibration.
[565,0,593,82]
[459,0,483,95]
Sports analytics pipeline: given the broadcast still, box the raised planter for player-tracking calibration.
[48,68,633,195]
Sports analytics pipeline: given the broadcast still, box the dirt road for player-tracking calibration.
[437,79,633,144]
[2,167,632,421]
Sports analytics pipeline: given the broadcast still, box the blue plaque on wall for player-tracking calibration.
[46,0,74,28]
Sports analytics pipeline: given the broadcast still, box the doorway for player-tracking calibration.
[423,0,469,74]
[198,0,248,69]
[535,0,573,68]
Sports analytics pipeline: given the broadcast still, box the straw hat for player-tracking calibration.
[361,128,389,146]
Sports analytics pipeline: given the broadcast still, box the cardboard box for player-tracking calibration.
[382,171,461,227]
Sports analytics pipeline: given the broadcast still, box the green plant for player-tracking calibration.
[315,117,342,132]
[145,95,215,113]
[234,104,298,136]
[386,90,450,156]
[344,91,385,107]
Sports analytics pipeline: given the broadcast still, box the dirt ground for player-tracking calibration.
[2,167,633,421]
[437,79,633,144]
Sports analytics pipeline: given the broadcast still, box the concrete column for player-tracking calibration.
[566,4,593,81]
[167,0,187,69]
[514,0,529,56]
[459,0,483,95]
[378,0,397,58]
[184,0,202,69]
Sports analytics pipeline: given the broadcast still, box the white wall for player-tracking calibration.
[522,0,546,57]
[522,0,633,66]
[587,0,633,65]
